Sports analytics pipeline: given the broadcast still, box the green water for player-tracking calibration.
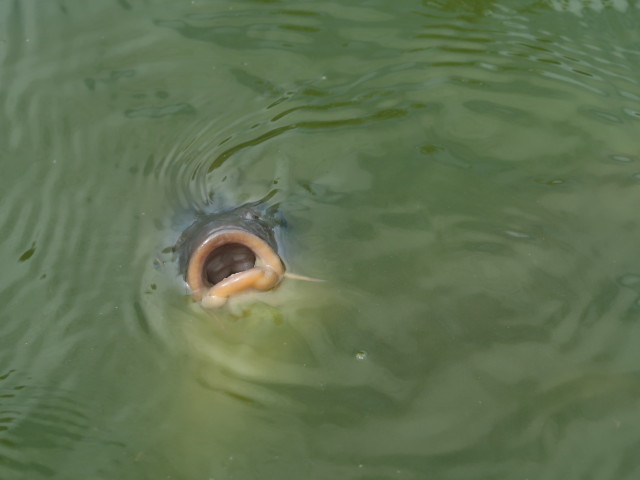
[2,0,640,478]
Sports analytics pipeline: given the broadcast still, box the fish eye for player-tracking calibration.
[244,210,260,221]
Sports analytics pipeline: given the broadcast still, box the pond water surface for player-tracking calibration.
[2,1,640,479]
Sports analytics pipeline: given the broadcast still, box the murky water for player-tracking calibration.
[2,0,640,478]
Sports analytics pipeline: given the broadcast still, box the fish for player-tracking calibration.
[176,203,318,309]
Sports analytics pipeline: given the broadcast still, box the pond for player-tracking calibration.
[2,1,640,479]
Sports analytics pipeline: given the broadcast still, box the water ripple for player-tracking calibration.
[2,1,640,477]
[0,370,124,479]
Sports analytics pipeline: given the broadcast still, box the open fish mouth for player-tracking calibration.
[176,204,286,308]
[184,227,285,308]
[204,242,256,286]
[178,203,322,308]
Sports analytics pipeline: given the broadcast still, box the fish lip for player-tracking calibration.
[177,206,279,269]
